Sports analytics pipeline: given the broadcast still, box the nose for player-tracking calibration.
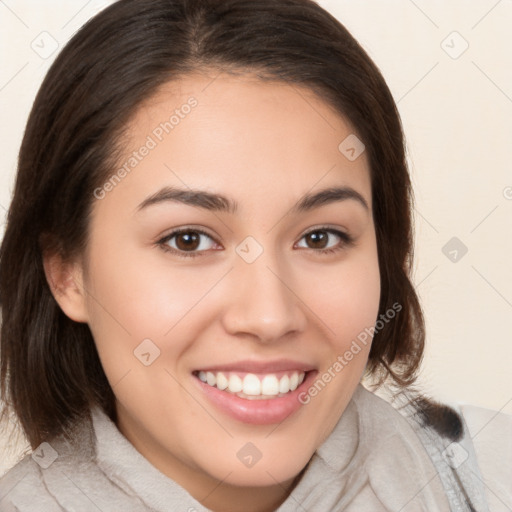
[220,254,307,343]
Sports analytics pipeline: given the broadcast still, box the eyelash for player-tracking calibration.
[156,227,354,259]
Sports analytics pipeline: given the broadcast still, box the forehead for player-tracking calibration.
[104,72,372,213]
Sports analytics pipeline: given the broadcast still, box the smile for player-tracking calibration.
[192,360,317,424]
[196,370,306,400]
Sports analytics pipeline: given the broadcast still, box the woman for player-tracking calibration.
[0,0,489,510]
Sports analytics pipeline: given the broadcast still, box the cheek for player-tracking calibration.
[295,246,380,395]
[301,251,381,351]
[84,238,219,335]
[81,243,220,425]
[81,238,220,383]
[333,263,380,346]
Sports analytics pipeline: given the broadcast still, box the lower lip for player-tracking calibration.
[194,371,318,425]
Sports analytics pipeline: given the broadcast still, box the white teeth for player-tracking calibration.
[228,374,243,393]
[279,375,290,394]
[206,371,216,387]
[216,372,229,390]
[243,374,261,395]
[198,370,306,398]
[261,375,279,396]
[289,372,299,391]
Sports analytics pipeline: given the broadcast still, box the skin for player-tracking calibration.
[46,72,381,512]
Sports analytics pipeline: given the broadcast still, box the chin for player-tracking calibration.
[195,437,316,488]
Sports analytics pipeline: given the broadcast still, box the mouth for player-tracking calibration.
[193,370,307,400]
[192,361,317,425]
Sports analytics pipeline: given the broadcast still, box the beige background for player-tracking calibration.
[1,0,511,475]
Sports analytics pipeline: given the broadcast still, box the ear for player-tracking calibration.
[42,250,89,323]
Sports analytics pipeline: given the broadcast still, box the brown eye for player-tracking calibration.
[175,231,201,251]
[296,228,352,253]
[161,229,218,256]
[304,231,329,249]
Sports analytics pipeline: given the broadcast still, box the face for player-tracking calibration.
[69,73,380,506]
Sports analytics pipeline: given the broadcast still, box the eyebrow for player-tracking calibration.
[136,185,369,214]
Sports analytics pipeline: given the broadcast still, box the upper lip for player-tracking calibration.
[194,359,316,374]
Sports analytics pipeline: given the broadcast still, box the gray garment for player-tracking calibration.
[0,385,489,511]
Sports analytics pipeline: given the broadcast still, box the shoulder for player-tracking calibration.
[0,412,97,511]
[358,384,493,512]
[305,385,454,511]
[0,452,61,511]
[0,408,155,512]
[458,401,512,511]
[350,385,449,474]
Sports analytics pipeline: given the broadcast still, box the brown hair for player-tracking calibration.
[1,0,427,448]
